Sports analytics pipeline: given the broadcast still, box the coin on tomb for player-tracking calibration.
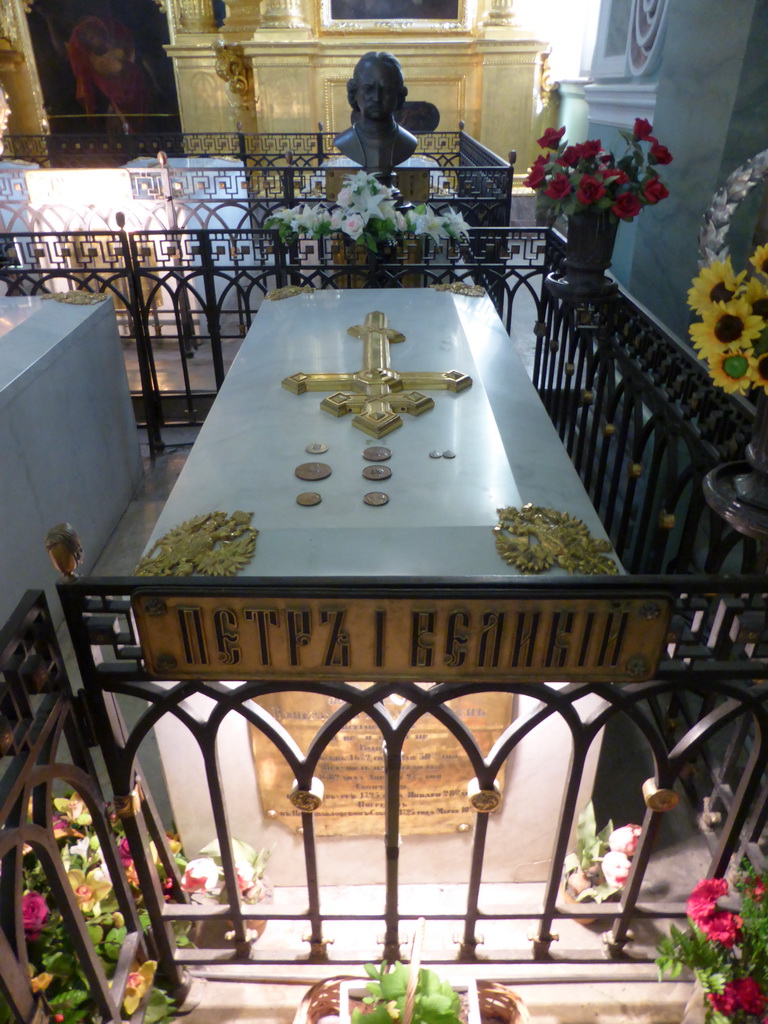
[364,491,389,506]
[363,465,392,481]
[429,450,443,459]
[305,442,328,454]
[363,446,392,462]
[295,462,332,481]
[442,450,456,459]
[296,492,322,506]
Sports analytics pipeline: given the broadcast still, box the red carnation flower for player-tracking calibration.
[537,126,566,150]
[709,979,766,1016]
[686,877,728,924]
[576,174,607,206]
[611,192,642,220]
[543,173,573,200]
[649,141,673,164]
[633,118,654,140]
[698,910,742,948]
[732,978,767,1015]
[643,177,670,204]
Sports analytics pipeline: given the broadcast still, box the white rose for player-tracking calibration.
[342,214,365,240]
[601,850,631,889]
[608,824,642,857]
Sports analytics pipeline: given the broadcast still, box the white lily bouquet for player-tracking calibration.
[265,170,470,254]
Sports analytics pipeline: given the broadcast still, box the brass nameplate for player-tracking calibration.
[132,591,670,682]
[250,690,513,837]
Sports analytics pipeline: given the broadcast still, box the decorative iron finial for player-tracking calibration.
[45,523,83,580]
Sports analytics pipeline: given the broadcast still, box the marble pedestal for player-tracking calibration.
[0,296,142,626]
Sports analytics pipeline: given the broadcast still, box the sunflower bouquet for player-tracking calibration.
[688,247,768,393]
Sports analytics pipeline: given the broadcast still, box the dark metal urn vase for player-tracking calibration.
[704,390,768,539]
[546,212,619,302]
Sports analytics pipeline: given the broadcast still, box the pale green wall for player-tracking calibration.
[589,0,768,339]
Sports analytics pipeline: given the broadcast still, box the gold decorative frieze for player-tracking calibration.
[494,504,619,576]
[281,310,472,439]
[135,510,258,577]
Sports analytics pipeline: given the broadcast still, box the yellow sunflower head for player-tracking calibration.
[749,244,768,279]
[706,349,753,394]
[743,276,768,321]
[689,298,764,357]
[687,259,746,315]
[750,349,768,395]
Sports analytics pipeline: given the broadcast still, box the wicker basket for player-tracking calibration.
[292,977,528,1024]
[477,981,530,1024]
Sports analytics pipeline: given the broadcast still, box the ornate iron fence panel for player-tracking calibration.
[52,574,768,980]
[0,591,159,1024]
[534,238,758,575]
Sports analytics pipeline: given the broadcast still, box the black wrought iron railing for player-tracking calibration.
[48,573,768,978]
[0,591,165,1024]
[2,129,508,171]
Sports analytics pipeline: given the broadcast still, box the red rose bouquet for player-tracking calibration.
[656,867,768,1023]
[523,117,672,224]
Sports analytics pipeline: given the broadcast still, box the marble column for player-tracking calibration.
[178,0,217,32]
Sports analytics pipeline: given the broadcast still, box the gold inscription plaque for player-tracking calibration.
[249,690,513,837]
[131,591,671,683]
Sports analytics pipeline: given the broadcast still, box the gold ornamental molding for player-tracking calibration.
[260,0,310,30]
[482,0,518,28]
[178,0,217,32]
[135,510,258,577]
[213,40,252,111]
[494,504,618,576]
[22,0,167,8]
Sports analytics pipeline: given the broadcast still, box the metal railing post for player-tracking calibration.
[116,212,165,453]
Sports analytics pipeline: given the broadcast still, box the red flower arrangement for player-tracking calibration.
[657,867,768,1024]
[524,118,672,224]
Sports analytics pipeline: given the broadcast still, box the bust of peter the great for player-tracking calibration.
[334,51,418,183]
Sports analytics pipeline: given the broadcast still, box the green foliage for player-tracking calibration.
[5,790,190,1024]
[562,800,619,904]
[352,960,463,1024]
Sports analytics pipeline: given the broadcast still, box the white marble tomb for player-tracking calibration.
[0,295,142,625]
[149,288,614,885]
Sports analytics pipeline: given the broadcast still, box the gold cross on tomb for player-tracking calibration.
[281,310,473,439]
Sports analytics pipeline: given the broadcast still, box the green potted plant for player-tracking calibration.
[340,960,480,1024]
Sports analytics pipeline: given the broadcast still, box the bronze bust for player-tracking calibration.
[334,51,418,183]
